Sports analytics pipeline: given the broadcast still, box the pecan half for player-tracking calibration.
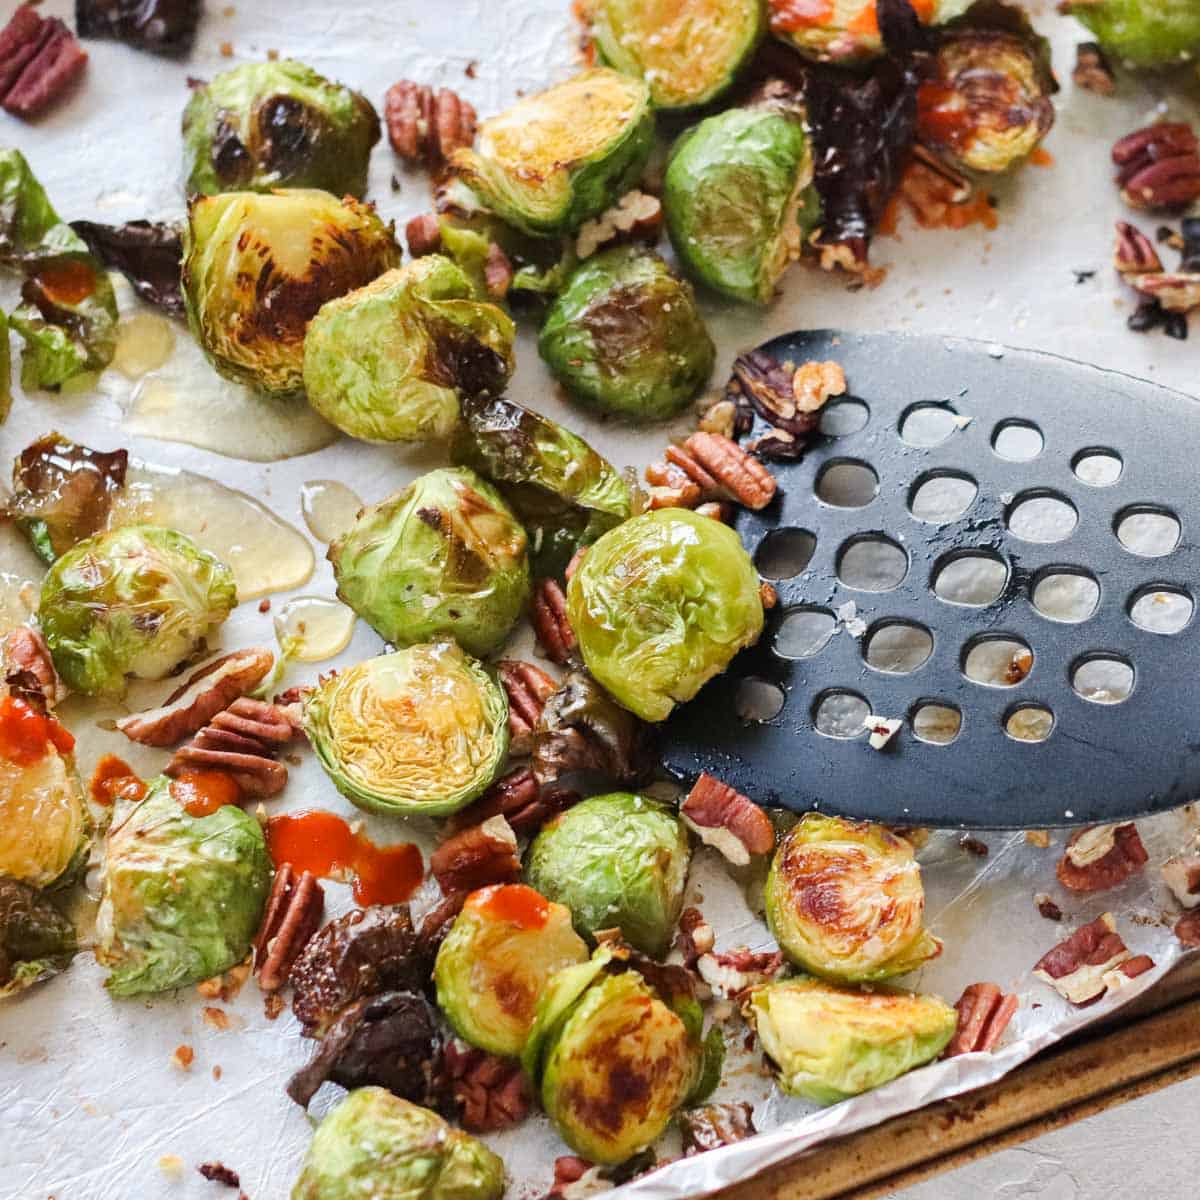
[532,578,577,664]
[1162,850,1200,909]
[445,1040,532,1132]
[670,907,715,969]
[0,7,87,118]
[1113,122,1200,213]
[1056,822,1147,893]
[697,948,785,1001]
[117,648,274,747]
[1033,913,1131,1006]
[405,212,442,257]
[497,660,558,755]
[680,772,775,866]
[255,865,325,993]
[683,432,777,510]
[944,983,1018,1056]
[680,1102,757,1156]
[1072,42,1115,95]
[1114,220,1163,275]
[1174,910,1200,948]
[2,626,63,709]
[447,764,578,840]
[430,815,520,896]
[385,80,476,169]
[575,190,663,259]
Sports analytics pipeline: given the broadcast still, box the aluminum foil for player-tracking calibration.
[1,2,1199,1198]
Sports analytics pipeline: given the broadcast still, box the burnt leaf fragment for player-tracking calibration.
[75,0,200,52]
[71,219,184,317]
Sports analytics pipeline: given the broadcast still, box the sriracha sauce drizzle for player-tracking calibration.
[0,695,75,765]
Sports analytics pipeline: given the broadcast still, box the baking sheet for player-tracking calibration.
[1,2,1200,1198]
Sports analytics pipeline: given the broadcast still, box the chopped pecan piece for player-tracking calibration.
[792,360,847,414]
[117,648,274,747]
[484,241,514,299]
[545,1157,599,1200]
[405,211,443,257]
[1104,953,1155,993]
[944,983,1018,1056]
[497,660,558,755]
[254,865,325,993]
[1004,650,1033,685]
[680,1102,757,1155]
[575,190,663,259]
[445,1040,532,1132]
[0,7,87,118]
[430,815,520,895]
[447,764,577,840]
[698,398,739,440]
[1114,220,1163,274]
[532,578,577,664]
[1174,910,1200,948]
[670,906,715,969]
[1056,823,1147,893]
[1162,850,1200,909]
[697,948,785,1001]
[663,442,719,495]
[1033,913,1131,1006]
[695,501,729,522]
[2,626,63,708]
[759,581,778,610]
[385,80,477,169]
[1113,122,1200,213]
[683,432,777,510]
[644,460,702,510]
[681,772,775,866]
[1127,271,1200,314]
[1035,893,1063,921]
[196,1161,240,1189]
[960,835,990,857]
[892,147,980,230]
[1072,42,1115,95]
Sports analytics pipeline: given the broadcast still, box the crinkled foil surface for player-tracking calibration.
[1,2,1199,1198]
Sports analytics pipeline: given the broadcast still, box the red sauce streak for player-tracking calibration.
[266,809,424,906]
[89,754,147,806]
[0,695,74,765]
[916,82,974,152]
[1030,147,1055,167]
[473,883,551,931]
[170,768,242,817]
[32,258,97,307]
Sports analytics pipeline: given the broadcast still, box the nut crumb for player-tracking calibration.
[171,1044,194,1070]
[960,835,989,857]
[212,1065,222,1081]
[263,992,285,1021]
[1035,893,1063,921]
[258,598,271,613]
[158,1154,185,1177]
[266,48,278,60]
[198,1161,241,1189]
[1025,830,1051,848]
[202,1006,231,1032]
[219,40,233,56]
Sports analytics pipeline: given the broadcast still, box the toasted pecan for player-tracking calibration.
[683,432,777,510]
[1056,823,1147,893]
[2,627,63,709]
[681,772,775,865]
[445,1040,532,1132]
[385,80,476,169]
[255,865,325,993]
[531,579,576,665]
[497,660,558,755]
[944,983,1018,1056]
[1033,912,1130,1006]
[430,815,520,896]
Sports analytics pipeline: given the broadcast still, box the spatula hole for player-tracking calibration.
[908,471,978,523]
[992,420,1044,461]
[1116,507,1180,557]
[813,690,871,738]
[963,635,1033,687]
[864,621,933,673]
[1072,655,1134,705]
[932,550,1007,606]
[837,535,908,591]
[911,701,961,744]
[1006,491,1078,543]
[1031,569,1100,623]
[816,460,879,508]
[735,677,786,723]
[1005,704,1054,742]
[1073,448,1122,487]
[755,528,817,580]
[820,399,870,436]
[774,607,837,659]
[899,403,962,448]
[1129,586,1193,635]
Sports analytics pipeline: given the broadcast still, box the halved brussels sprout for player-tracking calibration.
[291,1088,505,1200]
[330,467,529,657]
[748,976,957,1104]
[304,643,508,817]
[434,884,588,1057]
[182,189,400,397]
[1064,0,1200,68]
[663,102,818,305]
[769,0,973,65]
[452,393,630,576]
[592,0,765,109]
[538,247,715,422]
[96,775,271,996]
[450,68,655,237]
[525,792,690,958]
[0,875,77,999]
[567,509,764,722]
[434,213,578,302]
[765,814,942,983]
[303,256,515,444]
[182,59,380,197]
[38,525,237,698]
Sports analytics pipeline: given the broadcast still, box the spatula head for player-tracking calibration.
[662,330,1199,830]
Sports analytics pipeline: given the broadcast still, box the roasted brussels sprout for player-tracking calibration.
[567,509,764,722]
[330,467,529,657]
[525,792,690,958]
[450,68,654,237]
[538,247,715,421]
[0,875,77,999]
[1063,0,1200,68]
[765,815,942,983]
[96,775,271,996]
[38,525,237,698]
[522,951,701,1164]
[592,0,765,109]
[182,189,399,397]
[769,0,973,65]
[303,257,515,444]
[663,103,818,304]
[304,643,508,817]
[183,60,380,197]
[748,977,957,1104]
[451,392,631,576]
[291,1088,505,1200]
[435,884,588,1057]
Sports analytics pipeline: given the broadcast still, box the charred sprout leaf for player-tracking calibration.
[1063,0,1200,69]
[567,509,764,723]
[287,990,444,1109]
[539,247,715,421]
[304,645,509,818]
[450,68,655,237]
[0,875,76,999]
[769,0,972,64]
[181,189,399,398]
[37,524,237,698]
[96,775,271,996]
[593,0,765,111]
[8,432,128,563]
[0,149,117,391]
[289,906,426,1038]
[75,0,199,51]
[182,60,380,197]
[290,1088,505,1200]
[70,219,184,317]
[451,392,631,578]
[304,257,515,444]
[531,671,658,789]
[766,814,942,983]
[748,976,956,1104]
[525,792,690,958]
[330,467,529,657]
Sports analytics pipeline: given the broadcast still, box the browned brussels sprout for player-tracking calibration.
[1062,0,1200,69]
